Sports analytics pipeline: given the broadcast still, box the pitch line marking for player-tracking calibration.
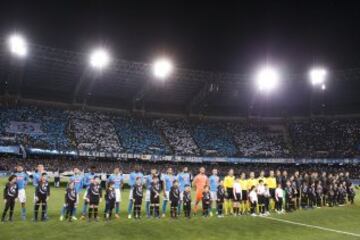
[263,216,360,238]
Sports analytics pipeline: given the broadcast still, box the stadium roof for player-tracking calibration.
[1,39,360,117]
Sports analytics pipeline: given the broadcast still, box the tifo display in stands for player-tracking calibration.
[0,104,359,159]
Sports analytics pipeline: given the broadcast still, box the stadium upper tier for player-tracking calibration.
[0,105,359,158]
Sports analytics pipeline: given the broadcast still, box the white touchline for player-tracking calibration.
[263,216,360,238]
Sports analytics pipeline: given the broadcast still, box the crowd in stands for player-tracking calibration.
[113,116,171,155]
[289,119,360,158]
[0,106,73,150]
[0,105,359,158]
[68,111,122,153]
[227,122,290,158]
[0,157,359,179]
[155,119,200,155]
[192,121,238,156]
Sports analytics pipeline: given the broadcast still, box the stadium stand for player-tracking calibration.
[191,120,238,156]
[0,105,359,158]
[227,121,290,157]
[0,157,359,179]
[155,118,200,156]
[68,111,122,153]
[112,115,171,155]
[0,106,73,150]
[289,118,360,158]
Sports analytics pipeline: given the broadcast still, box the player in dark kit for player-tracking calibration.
[34,173,50,222]
[86,176,102,222]
[300,182,309,208]
[169,180,180,219]
[150,176,161,218]
[104,182,116,221]
[133,177,143,219]
[216,180,225,217]
[284,180,295,212]
[308,183,317,208]
[1,175,18,222]
[347,184,356,204]
[64,181,77,222]
[183,185,192,219]
[202,185,211,217]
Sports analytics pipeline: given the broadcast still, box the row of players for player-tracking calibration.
[1,164,357,222]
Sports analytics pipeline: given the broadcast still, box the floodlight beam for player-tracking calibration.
[8,34,28,57]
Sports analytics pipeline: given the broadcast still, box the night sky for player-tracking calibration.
[1,0,360,74]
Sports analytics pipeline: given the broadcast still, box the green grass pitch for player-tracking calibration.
[0,178,359,240]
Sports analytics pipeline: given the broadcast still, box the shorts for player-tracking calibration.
[89,196,100,205]
[115,188,121,202]
[75,193,80,206]
[129,188,134,200]
[35,195,47,204]
[210,191,217,201]
[179,191,184,202]
[269,189,275,199]
[196,191,203,202]
[233,193,241,202]
[258,195,265,205]
[150,194,160,204]
[163,191,170,201]
[145,189,151,202]
[83,191,88,200]
[18,189,26,203]
[242,190,248,201]
[226,188,233,200]
[134,197,142,205]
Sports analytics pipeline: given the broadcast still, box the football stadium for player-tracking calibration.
[0,1,360,240]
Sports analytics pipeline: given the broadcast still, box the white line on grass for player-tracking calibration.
[263,216,360,238]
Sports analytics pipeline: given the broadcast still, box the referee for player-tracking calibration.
[223,169,235,215]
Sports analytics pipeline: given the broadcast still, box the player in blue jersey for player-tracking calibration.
[209,168,220,216]
[127,165,143,219]
[32,164,46,189]
[14,165,29,220]
[60,167,83,221]
[177,166,191,215]
[80,166,97,220]
[161,167,176,217]
[144,168,159,218]
[106,167,123,218]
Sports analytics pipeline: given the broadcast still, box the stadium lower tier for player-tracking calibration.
[1,105,360,158]
[1,157,360,179]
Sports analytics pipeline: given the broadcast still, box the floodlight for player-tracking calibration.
[153,58,173,79]
[256,67,280,92]
[310,68,327,85]
[8,34,28,57]
[89,48,110,69]
[321,84,326,90]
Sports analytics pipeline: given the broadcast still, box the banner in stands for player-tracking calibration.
[6,121,43,134]
[0,145,20,154]
[27,148,360,164]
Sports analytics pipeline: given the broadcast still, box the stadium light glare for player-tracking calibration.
[8,34,28,57]
[256,67,280,92]
[89,48,110,70]
[321,83,326,90]
[153,58,173,79]
[310,68,327,86]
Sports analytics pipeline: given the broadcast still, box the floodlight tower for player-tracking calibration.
[309,68,327,87]
[8,33,28,58]
[152,58,173,79]
[6,33,29,100]
[255,66,280,93]
[89,48,110,70]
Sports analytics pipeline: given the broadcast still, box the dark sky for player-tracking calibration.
[1,0,360,73]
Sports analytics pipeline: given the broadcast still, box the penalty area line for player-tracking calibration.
[262,216,360,238]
